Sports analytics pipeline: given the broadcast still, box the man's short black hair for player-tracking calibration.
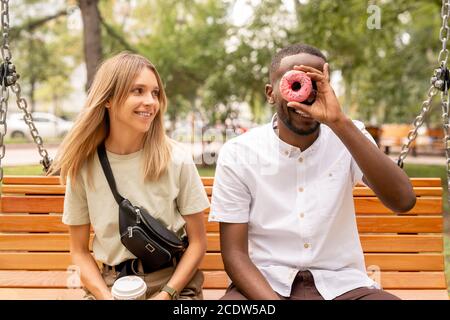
[269,43,327,81]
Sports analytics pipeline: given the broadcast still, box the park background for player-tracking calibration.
[0,0,449,295]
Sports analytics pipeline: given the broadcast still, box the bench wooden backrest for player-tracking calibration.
[380,124,413,139]
[0,175,447,297]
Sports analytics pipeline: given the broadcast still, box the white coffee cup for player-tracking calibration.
[111,276,147,300]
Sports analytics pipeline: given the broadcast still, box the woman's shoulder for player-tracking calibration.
[167,138,193,164]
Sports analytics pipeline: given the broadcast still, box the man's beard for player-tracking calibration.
[279,114,321,136]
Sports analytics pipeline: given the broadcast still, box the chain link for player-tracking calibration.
[0,0,52,182]
[11,82,51,168]
[441,84,450,196]
[0,0,9,181]
[397,0,450,207]
[397,86,438,167]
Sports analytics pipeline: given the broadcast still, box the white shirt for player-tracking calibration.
[209,114,380,300]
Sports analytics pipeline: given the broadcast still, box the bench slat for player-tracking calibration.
[204,186,443,197]
[1,196,64,213]
[2,176,62,185]
[353,187,442,197]
[353,197,442,215]
[0,252,444,271]
[356,216,443,233]
[0,288,86,300]
[206,197,442,215]
[0,270,229,289]
[359,235,443,252]
[2,185,442,198]
[0,214,443,233]
[1,196,442,216]
[4,176,440,187]
[0,287,446,300]
[384,290,449,300]
[0,233,443,253]
[0,270,445,289]
[1,185,66,195]
[205,216,443,233]
[0,214,70,232]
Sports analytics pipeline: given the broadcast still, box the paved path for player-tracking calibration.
[1,143,448,166]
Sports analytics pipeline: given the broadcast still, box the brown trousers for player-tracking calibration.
[83,264,204,300]
[221,270,400,300]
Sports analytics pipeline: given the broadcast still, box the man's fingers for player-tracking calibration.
[306,72,328,92]
[286,101,313,115]
[324,63,330,81]
[293,65,323,75]
[305,72,325,82]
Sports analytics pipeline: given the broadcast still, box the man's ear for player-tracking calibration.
[265,84,275,104]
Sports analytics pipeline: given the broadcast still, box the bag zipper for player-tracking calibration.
[135,208,141,224]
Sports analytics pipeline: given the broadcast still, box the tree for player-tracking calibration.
[78,0,101,90]
[9,0,78,113]
[129,0,231,131]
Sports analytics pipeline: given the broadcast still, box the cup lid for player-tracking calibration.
[111,276,147,299]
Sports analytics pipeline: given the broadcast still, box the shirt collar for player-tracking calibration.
[269,113,323,158]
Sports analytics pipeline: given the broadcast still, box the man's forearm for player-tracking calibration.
[328,117,416,212]
[223,250,281,300]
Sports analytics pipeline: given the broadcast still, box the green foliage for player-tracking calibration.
[134,0,231,124]
[5,0,448,126]
[9,0,81,114]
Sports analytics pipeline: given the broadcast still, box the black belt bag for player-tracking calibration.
[97,142,188,272]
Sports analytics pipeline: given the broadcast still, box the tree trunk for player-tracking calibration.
[29,77,36,113]
[78,0,102,91]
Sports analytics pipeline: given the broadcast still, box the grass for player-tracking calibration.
[403,163,449,214]
[3,165,46,176]
[3,163,450,295]
[4,137,63,144]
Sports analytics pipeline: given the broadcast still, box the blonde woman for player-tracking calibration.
[49,52,209,300]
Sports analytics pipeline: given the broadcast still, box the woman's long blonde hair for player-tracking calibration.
[48,52,171,186]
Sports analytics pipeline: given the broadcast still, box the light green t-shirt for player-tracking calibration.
[62,141,210,266]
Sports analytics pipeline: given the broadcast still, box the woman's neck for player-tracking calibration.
[105,129,145,155]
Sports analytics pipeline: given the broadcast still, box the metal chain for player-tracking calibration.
[397,0,450,168]
[439,0,450,203]
[0,0,10,182]
[397,86,439,168]
[0,0,52,181]
[397,0,450,208]
[441,79,450,198]
[11,82,51,171]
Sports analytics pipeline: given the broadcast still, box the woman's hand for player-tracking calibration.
[287,63,346,126]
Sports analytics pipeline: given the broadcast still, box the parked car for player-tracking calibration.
[6,112,74,140]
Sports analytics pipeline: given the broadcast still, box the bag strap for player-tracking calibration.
[97,142,125,205]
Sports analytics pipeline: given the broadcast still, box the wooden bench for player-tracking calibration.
[379,124,445,156]
[0,176,448,300]
[380,124,415,155]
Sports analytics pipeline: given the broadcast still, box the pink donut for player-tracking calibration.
[279,70,312,102]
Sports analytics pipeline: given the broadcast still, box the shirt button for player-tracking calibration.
[298,157,304,163]
[298,187,304,192]
[299,213,305,218]
[329,173,333,177]
[284,151,289,155]
[304,243,310,249]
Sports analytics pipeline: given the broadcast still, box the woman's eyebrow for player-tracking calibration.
[132,83,159,89]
